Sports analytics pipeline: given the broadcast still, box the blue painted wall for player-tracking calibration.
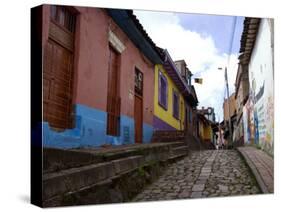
[42,104,153,149]
[143,123,153,143]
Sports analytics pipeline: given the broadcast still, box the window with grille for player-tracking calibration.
[135,68,143,96]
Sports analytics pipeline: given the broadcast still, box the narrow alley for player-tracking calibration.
[133,149,261,201]
[30,4,274,208]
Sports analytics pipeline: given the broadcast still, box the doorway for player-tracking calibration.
[106,46,121,135]
[43,6,76,129]
[134,68,143,143]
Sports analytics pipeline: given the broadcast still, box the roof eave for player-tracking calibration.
[107,9,163,64]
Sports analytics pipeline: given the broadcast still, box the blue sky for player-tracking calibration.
[177,13,244,55]
[134,10,244,121]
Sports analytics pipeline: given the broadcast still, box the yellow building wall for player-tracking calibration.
[199,121,212,140]
[199,122,203,139]
[204,125,212,140]
[154,64,185,130]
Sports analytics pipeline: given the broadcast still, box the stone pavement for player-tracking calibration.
[132,150,261,202]
[237,146,274,193]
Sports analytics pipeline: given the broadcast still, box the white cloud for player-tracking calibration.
[134,10,238,122]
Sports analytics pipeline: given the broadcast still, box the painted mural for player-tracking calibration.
[245,68,274,155]
[243,19,274,155]
[242,102,249,145]
[264,93,274,153]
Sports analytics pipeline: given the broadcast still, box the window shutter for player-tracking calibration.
[165,78,168,108]
[158,71,161,105]
[158,71,168,110]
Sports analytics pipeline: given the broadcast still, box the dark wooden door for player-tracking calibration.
[43,6,76,129]
[134,94,143,143]
[134,68,143,143]
[43,39,74,129]
[107,47,120,135]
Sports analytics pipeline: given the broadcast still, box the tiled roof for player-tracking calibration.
[239,17,261,64]
[107,9,163,64]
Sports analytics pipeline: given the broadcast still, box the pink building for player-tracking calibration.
[35,5,162,148]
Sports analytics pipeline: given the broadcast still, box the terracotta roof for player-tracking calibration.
[107,9,163,64]
[235,17,260,98]
[127,10,160,58]
[239,17,261,64]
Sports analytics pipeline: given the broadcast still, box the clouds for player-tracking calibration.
[134,10,239,121]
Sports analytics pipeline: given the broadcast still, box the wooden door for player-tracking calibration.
[43,6,76,129]
[134,95,143,143]
[106,46,121,135]
[134,68,143,143]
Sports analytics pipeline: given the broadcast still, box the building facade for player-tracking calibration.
[153,63,186,131]
[223,93,237,144]
[174,60,199,137]
[234,60,250,146]
[41,5,162,148]
[223,93,237,122]
[153,49,198,134]
[197,107,216,145]
[197,113,213,143]
[239,18,274,155]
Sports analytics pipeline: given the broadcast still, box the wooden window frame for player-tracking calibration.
[50,5,76,33]
[135,68,143,97]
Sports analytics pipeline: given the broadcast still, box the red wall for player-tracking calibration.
[42,6,154,125]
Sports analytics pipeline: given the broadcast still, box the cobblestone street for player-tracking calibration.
[132,150,261,202]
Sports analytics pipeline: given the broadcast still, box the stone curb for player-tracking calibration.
[236,147,269,193]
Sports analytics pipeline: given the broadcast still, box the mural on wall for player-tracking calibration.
[243,102,249,145]
[253,65,273,154]
[264,94,274,151]
[246,64,274,154]
[242,19,274,155]
[246,76,256,145]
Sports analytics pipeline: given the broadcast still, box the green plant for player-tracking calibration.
[137,166,145,176]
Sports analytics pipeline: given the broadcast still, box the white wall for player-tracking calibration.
[247,18,274,155]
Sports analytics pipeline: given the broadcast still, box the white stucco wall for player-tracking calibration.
[248,18,274,155]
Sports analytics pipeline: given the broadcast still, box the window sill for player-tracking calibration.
[173,115,179,121]
[158,102,168,111]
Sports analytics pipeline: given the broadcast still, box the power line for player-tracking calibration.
[227,16,237,65]
[220,16,237,122]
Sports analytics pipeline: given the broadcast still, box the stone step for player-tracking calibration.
[44,143,174,173]
[172,146,189,156]
[43,155,145,201]
[43,148,103,174]
[44,148,142,174]
[170,141,186,148]
[168,153,186,161]
[43,157,165,207]
[152,138,185,143]
[42,142,190,206]
[152,130,186,143]
[98,149,140,161]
